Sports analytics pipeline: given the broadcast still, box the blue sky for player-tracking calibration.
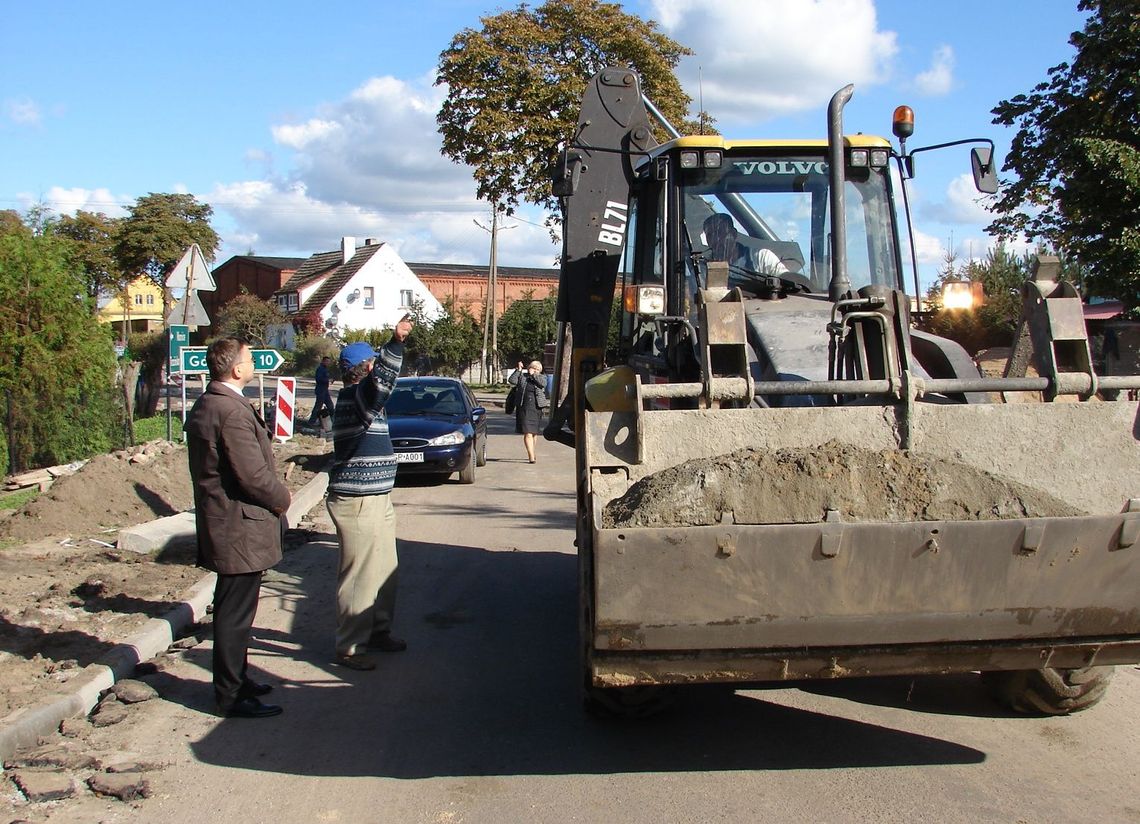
[1,1,1090,291]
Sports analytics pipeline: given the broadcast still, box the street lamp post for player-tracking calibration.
[475,206,516,383]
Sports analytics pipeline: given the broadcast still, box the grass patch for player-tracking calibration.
[132,415,184,443]
[0,486,38,512]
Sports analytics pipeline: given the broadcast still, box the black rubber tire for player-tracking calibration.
[981,666,1115,715]
[457,451,476,484]
[583,684,678,720]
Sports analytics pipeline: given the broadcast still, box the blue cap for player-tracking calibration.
[339,341,377,370]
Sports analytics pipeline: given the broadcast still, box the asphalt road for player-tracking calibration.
[41,415,1140,823]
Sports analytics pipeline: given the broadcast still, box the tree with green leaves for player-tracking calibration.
[341,298,485,377]
[989,0,1140,309]
[436,0,695,217]
[112,193,219,410]
[0,210,28,238]
[112,193,220,288]
[496,290,558,367]
[413,299,483,377]
[215,290,289,348]
[50,210,122,303]
[0,228,120,472]
[126,330,168,419]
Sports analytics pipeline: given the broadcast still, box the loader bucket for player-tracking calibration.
[582,401,1140,685]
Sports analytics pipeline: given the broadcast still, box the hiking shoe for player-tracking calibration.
[335,653,377,671]
[369,633,407,653]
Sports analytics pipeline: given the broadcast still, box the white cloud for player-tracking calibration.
[650,0,898,123]
[4,97,42,126]
[264,73,477,213]
[913,45,955,96]
[271,119,342,150]
[929,172,998,225]
[17,187,130,218]
[910,226,946,265]
[206,71,566,266]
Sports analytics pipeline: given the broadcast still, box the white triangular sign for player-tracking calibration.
[166,244,216,291]
[165,290,212,327]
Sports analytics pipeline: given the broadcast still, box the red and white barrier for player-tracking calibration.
[274,377,296,441]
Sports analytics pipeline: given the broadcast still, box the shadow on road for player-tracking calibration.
[798,673,1018,719]
[176,536,985,776]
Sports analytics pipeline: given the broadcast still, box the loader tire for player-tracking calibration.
[981,666,1115,715]
[583,684,677,720]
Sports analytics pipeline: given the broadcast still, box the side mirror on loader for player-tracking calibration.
[552,149,583,197]
[972,146,998,194]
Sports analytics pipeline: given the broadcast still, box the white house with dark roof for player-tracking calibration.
[274,237,443,335]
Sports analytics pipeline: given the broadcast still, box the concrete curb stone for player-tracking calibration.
[0,470,327,763]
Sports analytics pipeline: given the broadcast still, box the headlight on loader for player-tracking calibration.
[941,279,976,310]
[623,284,666,316]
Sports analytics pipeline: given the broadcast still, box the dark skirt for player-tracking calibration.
[516,401,543,434]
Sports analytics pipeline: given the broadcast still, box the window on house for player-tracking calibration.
[399,289,413,308]
[363,287,374,308]
[146,294,154,305]
[134,294,143,306]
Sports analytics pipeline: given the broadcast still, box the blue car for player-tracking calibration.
[386,376,488,484]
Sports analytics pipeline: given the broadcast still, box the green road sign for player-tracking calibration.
[168,325,190,356]
[178,347,282,374]
[251,349,284,372]
[180,346,209,374]
[168,325,190,370]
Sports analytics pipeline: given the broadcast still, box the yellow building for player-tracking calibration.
[96,276,165,341]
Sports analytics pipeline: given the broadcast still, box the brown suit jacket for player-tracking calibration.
[185,383,291,575]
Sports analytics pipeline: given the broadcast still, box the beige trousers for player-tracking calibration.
[326,492,398,657]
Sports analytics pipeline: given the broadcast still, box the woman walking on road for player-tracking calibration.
[508,359,549,464]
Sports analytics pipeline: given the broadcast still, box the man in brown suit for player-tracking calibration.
[186,337,291,718]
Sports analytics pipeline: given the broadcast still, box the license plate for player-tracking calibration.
[396,452,424,463]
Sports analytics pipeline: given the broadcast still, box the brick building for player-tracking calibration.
[408,262,559,321]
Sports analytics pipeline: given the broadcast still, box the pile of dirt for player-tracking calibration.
[1,437,328,543]
[0,436,331,721]
[601,440,1083,528]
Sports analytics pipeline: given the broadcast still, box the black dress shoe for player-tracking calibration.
[369,632,407,652]
[239,680,273,698]
[220,697,283,718]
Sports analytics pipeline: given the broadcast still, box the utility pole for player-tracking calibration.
[474,205,516,384]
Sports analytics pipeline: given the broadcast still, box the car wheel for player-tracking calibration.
[458,451,476,484]
[475,433,487,467]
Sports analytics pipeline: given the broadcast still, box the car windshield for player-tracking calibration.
[387,384,466,416]
[678,151,901,296]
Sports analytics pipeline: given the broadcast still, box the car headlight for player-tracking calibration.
[427,430,465,446]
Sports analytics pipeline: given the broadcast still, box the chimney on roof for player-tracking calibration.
[341,236,356,265]
[364,237,379,246]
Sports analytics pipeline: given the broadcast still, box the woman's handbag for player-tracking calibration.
[504,384,519,415]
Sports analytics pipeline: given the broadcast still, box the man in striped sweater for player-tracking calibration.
[326,316,414,671]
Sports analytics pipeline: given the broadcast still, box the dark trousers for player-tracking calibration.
[309,387,333,422]
[212,571,263,709]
